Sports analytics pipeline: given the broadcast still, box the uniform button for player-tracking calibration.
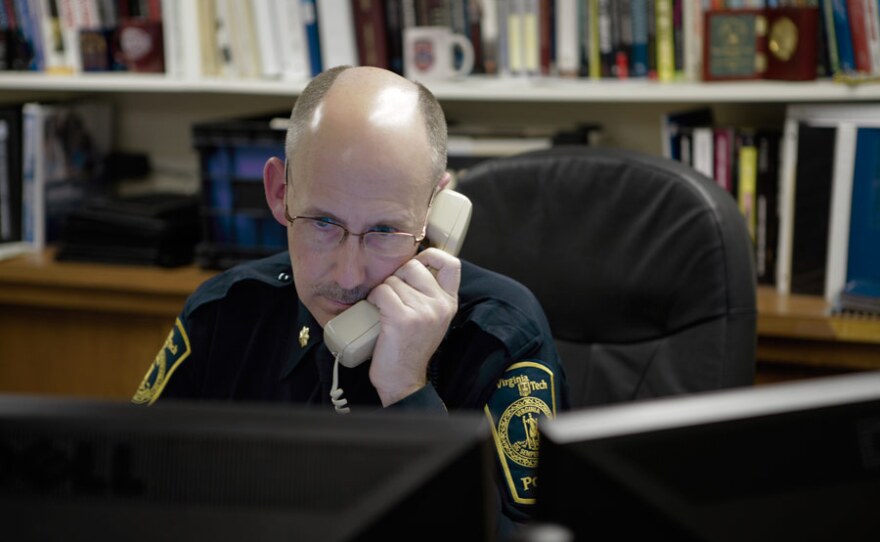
[277,272,291,282]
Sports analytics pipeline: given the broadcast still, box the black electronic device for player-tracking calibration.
[535,371,880,541]
[0,396,496,542]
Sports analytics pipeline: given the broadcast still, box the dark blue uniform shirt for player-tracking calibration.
[133,252,569,526]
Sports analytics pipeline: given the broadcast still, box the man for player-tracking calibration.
[133,66,569,529]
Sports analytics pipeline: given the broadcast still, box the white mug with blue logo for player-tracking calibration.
[403,26,475,81]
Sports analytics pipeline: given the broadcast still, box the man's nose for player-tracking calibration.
[331,234,368,290]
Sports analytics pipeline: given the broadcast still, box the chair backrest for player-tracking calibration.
[456,146,757,408]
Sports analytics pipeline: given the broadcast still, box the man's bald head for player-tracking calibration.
[285,66,448,194]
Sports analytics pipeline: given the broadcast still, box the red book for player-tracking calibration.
[539,0,552,75]
[847,0,872,72]
[713,126,736,195]
[350,0,389,69]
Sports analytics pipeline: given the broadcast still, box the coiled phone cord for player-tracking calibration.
[330,353,350,414]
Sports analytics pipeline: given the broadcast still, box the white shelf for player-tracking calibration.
[4,72,880,103]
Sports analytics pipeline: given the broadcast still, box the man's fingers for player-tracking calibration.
[413,248,461,296]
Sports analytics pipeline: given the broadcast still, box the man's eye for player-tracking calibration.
[309,218,340,231]
[369,225,398,234]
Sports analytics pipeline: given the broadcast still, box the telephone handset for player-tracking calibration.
[323,189,473,369]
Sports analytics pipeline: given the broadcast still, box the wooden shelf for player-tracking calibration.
[756,286,880,377]
[0,248,216,317]
[4,72,880,103]
[757,286,880,345]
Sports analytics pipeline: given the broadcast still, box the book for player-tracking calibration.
[833,279,880,315]
[788,122,837,296]
[273,0,309,81]
[713,126,737,195]
[822,0,841,74]
[20,101,113,251]
[630,0,648,78]
[656,0,675,82]
[587,0,600,79]
[755,129,782,286]
[691,126,714,180]
[538,0,551,75]
[350,0,389,69]
[596,0,613,77]
[831,0,857,72]
[862,0,880,74]
[13,0,44,70]
[661,107,713,162]
[229,0,262,79]
[0,103,23,245]
[316,0,357,69]
[554,0,578,76]
[845,127,880,288]
[160,0,185,77]
[213,0,236,78]
[196,0,221,77]
[845,0,871,72]
[737,131,758,244]
[824,122,857,301]
[778,104,880,296]
[39,0,72,74]
[611,0,632,79]
[681,0,703,81]
[301,0,322,76]
[385,0,405,75]
[252,0,283,79]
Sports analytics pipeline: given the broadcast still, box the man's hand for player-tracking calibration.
[365,248,461,406]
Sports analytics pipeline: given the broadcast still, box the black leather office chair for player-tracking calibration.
[456,146,757,408]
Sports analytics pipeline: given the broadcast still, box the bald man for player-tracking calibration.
[133,66,569,530]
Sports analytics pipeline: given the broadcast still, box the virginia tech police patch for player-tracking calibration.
[132,318,191,405]
[484,360,557,505]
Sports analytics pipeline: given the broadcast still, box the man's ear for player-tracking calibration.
[438,170,453,191]
[264,156,287,226]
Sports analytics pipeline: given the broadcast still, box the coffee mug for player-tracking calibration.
[403,26,475,80]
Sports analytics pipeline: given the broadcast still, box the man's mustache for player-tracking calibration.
[314,284,368,304]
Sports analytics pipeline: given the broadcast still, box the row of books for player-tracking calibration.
[2,0,874,82]
[0,0,165,73]
[662,108,783,287]
[663,104,880,312]
[0,100,113,259]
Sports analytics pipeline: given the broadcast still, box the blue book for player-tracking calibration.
[630,0,648,78]
[12,0,44,71]
[301,0,322,77]
[846,127,880,285]
[830,0,856,72]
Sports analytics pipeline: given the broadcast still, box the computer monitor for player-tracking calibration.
[535,371,880,541]
[0,396,496,542]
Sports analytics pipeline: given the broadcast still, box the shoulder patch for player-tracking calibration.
[132,318,192,405]
[484,360,558,505]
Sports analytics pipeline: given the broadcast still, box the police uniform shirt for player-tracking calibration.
[133,251,569,523]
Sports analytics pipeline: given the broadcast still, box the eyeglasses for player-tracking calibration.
[283,161,426,259]
[285,212,426,259]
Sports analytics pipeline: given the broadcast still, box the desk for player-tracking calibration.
[0,249,216,399]
[1,250,878,397]
[756,287,880,383]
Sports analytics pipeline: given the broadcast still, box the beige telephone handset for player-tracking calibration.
[324,189,473,369]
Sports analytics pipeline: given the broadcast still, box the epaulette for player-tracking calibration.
[184,252,293,315]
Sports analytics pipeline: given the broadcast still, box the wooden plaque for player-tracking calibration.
[764,7,820,81]
[703,10,768,81]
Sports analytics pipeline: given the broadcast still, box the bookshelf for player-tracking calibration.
[5,72,880,101]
